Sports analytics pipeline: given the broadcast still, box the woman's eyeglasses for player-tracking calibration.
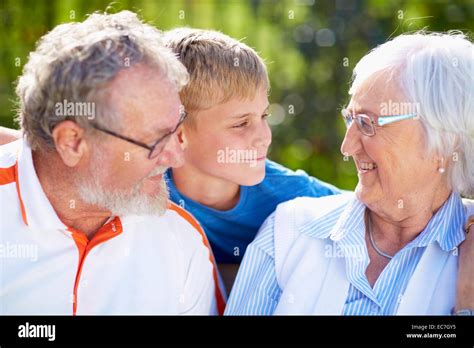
[341,109,417,137]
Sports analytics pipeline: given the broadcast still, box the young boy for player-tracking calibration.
[161,28,341,291]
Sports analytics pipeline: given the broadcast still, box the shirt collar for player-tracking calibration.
[17,140,66,231]
[16,140,127,236]
[298,193,356,239]
[302,192,466,252]
[403,191,466,252]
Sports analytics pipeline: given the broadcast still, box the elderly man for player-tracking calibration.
[0,11,224,314]
[226,32,474,315]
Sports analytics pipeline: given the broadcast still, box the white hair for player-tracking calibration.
[16,10,189,151]
[350,31,474,197]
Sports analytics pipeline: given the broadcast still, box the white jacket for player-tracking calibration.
[271,194,471,315]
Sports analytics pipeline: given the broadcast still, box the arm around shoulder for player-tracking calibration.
[0,127,21,145]
[456,199,474,312]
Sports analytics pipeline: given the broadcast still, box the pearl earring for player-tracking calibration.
[438,157,445,174]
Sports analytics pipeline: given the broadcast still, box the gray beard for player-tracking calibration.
[76,150,169,216]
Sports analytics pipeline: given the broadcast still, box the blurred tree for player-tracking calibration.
[0,0,472,189]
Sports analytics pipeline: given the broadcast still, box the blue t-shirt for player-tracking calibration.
[165,160,341,263]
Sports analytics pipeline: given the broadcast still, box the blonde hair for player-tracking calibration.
[163,28,269,117]
[16,11,188,150]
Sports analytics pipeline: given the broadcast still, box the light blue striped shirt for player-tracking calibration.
[225,192,466,315]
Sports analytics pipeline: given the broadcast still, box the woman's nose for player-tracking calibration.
[340,121,362,157]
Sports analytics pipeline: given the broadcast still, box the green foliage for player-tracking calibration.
[0,0,472,189]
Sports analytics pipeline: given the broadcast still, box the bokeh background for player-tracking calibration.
[0,0,472,190]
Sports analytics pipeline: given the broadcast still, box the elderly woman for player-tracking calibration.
[225,32,474,315]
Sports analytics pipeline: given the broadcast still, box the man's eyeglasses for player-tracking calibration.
[341,109,417,137]
[92,110,188,159]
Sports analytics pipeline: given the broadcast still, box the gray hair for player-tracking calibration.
[16,10,188,151]
[350,31,474,197]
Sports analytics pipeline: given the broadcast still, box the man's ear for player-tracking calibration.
[52,120,89,167]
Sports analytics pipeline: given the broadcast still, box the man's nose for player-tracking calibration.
[156,133,185,168]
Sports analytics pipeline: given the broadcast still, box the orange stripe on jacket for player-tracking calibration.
[0,164,15,185]
[70,217,123,315]
[0,163,28,225]
[168,202,226,315]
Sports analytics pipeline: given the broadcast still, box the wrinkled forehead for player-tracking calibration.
[107,65,182,136]
[348,70,407,114]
